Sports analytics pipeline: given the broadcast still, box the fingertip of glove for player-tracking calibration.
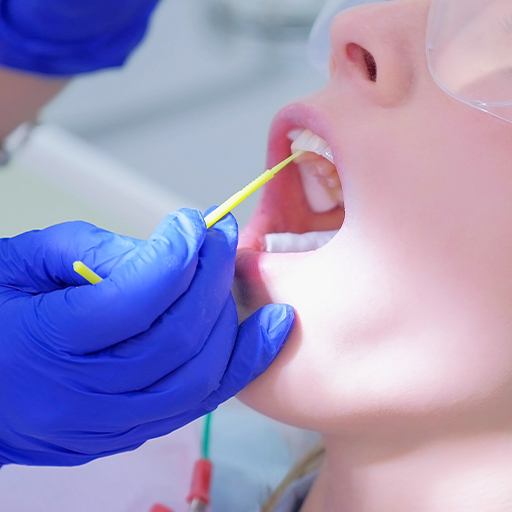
[206,212,239,249]
[151,209,207,247]
[211,211,238,231]
[264,304,295,354]
[175,208,208,233]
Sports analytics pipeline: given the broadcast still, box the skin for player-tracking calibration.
[235,0,512,510]
[0,68,66,139]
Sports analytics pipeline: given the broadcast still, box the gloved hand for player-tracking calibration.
[0,209,294,466]
[0,0,159,75]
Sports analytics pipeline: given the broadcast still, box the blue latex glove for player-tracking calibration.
[0,209,294,466]
[0,0,159,75]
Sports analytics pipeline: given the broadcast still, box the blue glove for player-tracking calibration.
[0,209,294,466]
[0,0,159,75]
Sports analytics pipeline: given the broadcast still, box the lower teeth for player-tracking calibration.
[264,230,338,253]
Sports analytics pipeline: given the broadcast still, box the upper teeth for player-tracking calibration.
[289,129,343,214]
[289,129,334,164]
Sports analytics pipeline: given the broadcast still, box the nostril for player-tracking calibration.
[363,49,377,82]
[346,43,377,82]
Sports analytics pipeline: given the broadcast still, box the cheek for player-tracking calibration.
[241,317,512,433]
[239,240,512,433]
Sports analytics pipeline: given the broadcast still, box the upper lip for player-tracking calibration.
[238,102,343,252]
[267,102,338,170]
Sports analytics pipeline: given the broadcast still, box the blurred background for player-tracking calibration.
[45,0,325,226]
[0,1,327,511]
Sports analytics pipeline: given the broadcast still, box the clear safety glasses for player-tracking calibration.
[309,0,512,124]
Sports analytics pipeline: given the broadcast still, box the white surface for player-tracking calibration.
[0,427,200,512]
[43,0,324,226]
[0,124,193,238]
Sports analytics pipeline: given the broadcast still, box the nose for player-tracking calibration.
[328,1,429,107]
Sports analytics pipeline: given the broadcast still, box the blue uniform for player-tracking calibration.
[0,0,159,75]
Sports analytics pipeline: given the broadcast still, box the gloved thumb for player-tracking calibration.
[202,304,295,409]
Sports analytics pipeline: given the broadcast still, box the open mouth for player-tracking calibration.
[264,128,345,253]
[239,109,346,256]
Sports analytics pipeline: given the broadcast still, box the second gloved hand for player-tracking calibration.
[0,210,294,466]
[0,0,160,74]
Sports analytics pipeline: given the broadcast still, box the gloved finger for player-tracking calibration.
[201,303,295,410]
[7,0,158,41]
[70,214,239,393]
[0,221,141,292]
[23,431,145,466]
[0,443,99,467]
[66,411,209,459]
[34,209,207,354]
[46,418,176,458]
[2,0,159,76]
[35,419,147,461]
[78,297,239,431]
[73,304,294,451]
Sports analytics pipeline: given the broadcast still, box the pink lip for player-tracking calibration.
[266,102,338,169]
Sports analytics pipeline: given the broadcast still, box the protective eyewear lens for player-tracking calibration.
[427,0,512,122]
[309,0,512,123]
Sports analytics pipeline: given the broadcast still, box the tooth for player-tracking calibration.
[289,129,334,164]
[327,176,340,189]
[287,129,302,142]
[297,160,341,213]
[264,231,338,253]
[335,187,344,205]
[316,160,337,177]
[287,128,343,212]
[323,146,334,163]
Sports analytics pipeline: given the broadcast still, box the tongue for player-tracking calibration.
[264,230,338,253]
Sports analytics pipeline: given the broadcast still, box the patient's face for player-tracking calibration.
[235,0,512,435]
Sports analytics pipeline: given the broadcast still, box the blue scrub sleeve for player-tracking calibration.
[0,0,160,75]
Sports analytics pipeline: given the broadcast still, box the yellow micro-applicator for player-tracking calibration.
[73,151,303,285]
[73,261,103,285]
[203,151,302,228]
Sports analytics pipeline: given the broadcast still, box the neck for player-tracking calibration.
[302,429,512,512]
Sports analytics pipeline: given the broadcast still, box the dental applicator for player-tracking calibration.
[72,151,303,284]
[202,151,303,228]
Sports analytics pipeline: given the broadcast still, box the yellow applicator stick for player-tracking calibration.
[73,261,103,285]
[203,151,303,228]
[73,151,303,285]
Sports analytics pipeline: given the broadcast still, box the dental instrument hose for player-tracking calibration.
[186,414,213,512]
